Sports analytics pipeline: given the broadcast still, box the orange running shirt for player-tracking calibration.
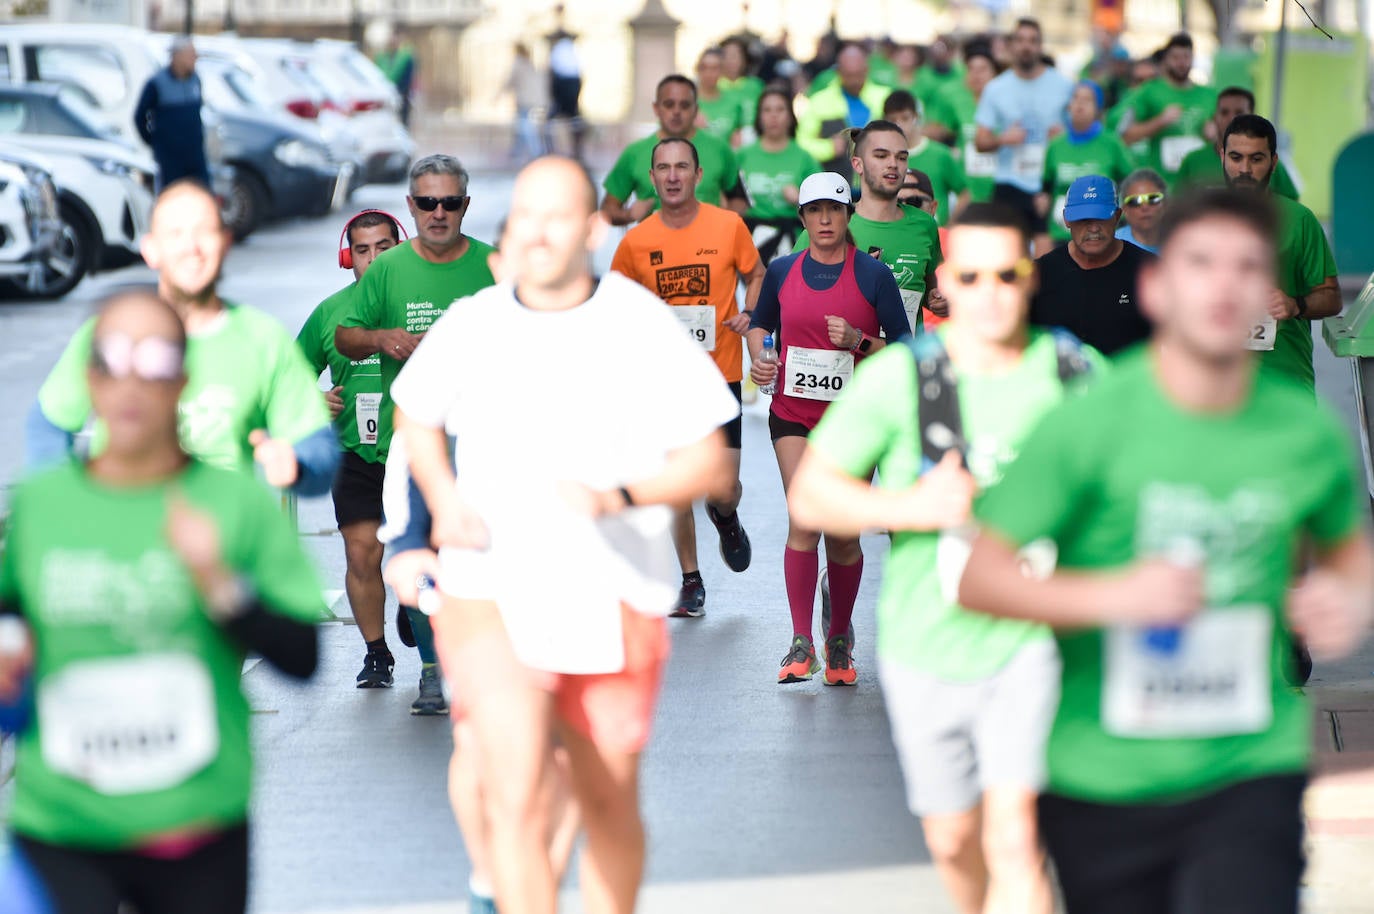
[611,204,760,383]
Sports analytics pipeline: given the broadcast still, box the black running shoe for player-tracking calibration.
[397,606,416,648]
[670,578,706,618]
[356,650,395,689]
[706,505,752,573]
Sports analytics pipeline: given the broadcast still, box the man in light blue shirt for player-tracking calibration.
[973,18,1072,255]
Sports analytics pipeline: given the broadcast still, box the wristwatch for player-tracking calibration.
[856,335,873,354]
[1295,295,1308,318]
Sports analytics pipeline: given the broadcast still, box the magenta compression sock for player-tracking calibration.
[784,546,820,639]
[826,554,864,641]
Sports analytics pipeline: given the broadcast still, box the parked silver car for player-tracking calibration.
[0,145,68,298]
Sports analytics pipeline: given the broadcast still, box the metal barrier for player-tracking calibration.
[1322,271,1374,509]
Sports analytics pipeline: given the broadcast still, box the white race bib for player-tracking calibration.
[1102,607,1273,738]
[673,305,716,351]
[355,392,382,445]
[964,141,998,177]
[1246,317,1277,352]
[39,653,219,795]
[1161,135,1206,172]
[1013,143,1047,182]
[785,346,853,402]
[900,289,925,334]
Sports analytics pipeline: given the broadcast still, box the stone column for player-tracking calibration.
[627,0,680,121]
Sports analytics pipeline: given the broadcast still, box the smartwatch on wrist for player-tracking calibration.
[1295,295,1308,318]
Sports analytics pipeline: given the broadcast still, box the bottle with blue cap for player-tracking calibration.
[757,335,779,396]
[1143,536,1205,655]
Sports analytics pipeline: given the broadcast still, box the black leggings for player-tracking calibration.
[1039,774,1306,914]
[15,822,248,914]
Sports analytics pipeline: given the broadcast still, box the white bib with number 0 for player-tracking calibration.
[1161,135,1206,172]
[785,347,853,402]
[355,392,382,445]
[673,305,716,351]
[1245,317,1277,352]
[1102,607,1273,738]
[39,653,220,795]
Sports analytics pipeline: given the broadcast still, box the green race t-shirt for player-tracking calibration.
[1125,79,1218,182]
[296,283,383,463]
[928,82,995,203]
[975,350,1362,804]
[907,138,968,225]
[810,329,1106,679]
[913,64,965,111]
[342,238,496,456]
[1260,194,1338,393]
[720,75,765,131]
[1173,145,1301,201]
[737,140,820,221]
[38,304,329,473]
[1042,131,1136,242]
[795,204,943,331]
[1,460,325,849]
[603,131,743,211]
[697,93,742,142]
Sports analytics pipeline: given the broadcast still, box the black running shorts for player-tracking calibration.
[1039,773,1307,914]
[332,449,386,529]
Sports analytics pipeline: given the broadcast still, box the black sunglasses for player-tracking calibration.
[411,195,468,212]
[900,194,934,207]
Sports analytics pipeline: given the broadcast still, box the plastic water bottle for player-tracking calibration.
[0,616,33,735]
[1143,537,1204,655]
[415,575,442,616]
[758,335,779,396]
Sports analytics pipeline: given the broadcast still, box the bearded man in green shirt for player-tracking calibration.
[1222,114,1340,393]
[961,187,1372,914]
[1120,32,1216,184]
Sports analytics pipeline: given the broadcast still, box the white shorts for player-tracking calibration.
[878,638,1061,817]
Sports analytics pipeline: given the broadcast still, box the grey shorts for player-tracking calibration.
[878,638,1061,818]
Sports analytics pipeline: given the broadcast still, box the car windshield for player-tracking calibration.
[55,84,118,136]
[0,92,102,139]
[336,47,393,95]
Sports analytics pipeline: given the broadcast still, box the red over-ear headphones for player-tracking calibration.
[338,209,409,270]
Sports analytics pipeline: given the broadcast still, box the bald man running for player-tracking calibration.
[26,180,337,494]
[390,155,738,914]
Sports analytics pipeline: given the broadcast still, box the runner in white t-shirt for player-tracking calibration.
[389,156,739,914]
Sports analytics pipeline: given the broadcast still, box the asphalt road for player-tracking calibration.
[1,174,1370,913]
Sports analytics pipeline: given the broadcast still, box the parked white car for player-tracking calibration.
[192,34,411,186]
[0,144,63,298]
[0,83,154,297]
[0,23,162,149]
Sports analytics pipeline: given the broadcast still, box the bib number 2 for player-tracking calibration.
[1245,317,1276,352]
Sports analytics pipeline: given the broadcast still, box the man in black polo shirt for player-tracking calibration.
[1030,174,1154,355]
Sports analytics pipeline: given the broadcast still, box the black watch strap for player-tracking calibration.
[1295,295,1308,318]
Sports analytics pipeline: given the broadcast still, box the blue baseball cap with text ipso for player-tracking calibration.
[1062,175,1119,223]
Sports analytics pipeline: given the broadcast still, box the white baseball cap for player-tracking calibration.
[798,172,853,207]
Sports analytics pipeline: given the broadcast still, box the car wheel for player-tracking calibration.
[223,170,267,241]
[23,201,92,300]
